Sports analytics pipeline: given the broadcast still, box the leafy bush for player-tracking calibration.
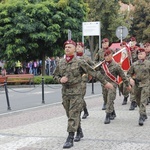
[34,76,59,84]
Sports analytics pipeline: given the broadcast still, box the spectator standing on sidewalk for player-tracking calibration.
[53,40,113,149]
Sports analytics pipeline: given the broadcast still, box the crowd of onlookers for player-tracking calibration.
[0,56,60,76]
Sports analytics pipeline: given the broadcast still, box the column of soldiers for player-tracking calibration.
[53,38,150,149]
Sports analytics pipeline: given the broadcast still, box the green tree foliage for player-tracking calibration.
[84,0,130,59]
[0,0,61,62]
[0,0,88,74]
[130,0,150,43]
[53,0,88,54]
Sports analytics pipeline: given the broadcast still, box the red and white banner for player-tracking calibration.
[113,48,130,71]
[113,48,131,84]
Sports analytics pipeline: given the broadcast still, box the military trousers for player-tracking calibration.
[102,85,107,104]
[129,85,136,102]
[104,83,117,114]
[81,81,87,109]
[134,85,149,115]
[119,82,129,97]
[62,94,84,133]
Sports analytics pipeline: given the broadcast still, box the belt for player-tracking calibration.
[133,78,141,84]
[64,83,80,88]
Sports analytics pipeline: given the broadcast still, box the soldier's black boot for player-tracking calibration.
[129,101,135,110]
[110,110,116,120]
[104,113,110,124]
[63,132,74,149]
[102,103,106,110]
[82,107,89,119]
[122,96,128,105]
[134,101,137,107]
[148,97,150,104]
[74,127,84,142]
[143,114,148,121]
[139,115,144,126]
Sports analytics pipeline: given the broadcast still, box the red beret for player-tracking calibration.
[137,48,145,54]
[77,42,84,47]
[130,37,136,41]
[144,42,150,47]
[120,41,126,46]
[102,38,109,43]
[104,49,112,56]
[64,40,76,47]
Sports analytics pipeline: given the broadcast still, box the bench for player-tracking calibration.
[0,76,7,86]
[6,74,34,86]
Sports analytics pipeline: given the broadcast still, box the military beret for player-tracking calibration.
[102,38,109,43]
[130,37,136,41]
[64,40,76,47]
[144,42,150,47]
[104,49,112,56]
[120,41,126,46]
[77,42,84,47]
[137,48,145,54]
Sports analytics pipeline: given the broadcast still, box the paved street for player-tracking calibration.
[0,83,150,150]
[0,82,101,114]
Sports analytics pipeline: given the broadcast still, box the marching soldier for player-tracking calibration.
[128,37,139,110]
[94,38,110,63]
[144,42,150,104]
[76,42,95,120]
[97,49,131,124]
[127,48,150,126]
[94,38,113,110]
[53,40,113,148]
[144,42,150,60]
[119,41,130,105]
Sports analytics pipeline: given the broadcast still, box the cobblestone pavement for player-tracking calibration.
[0,93,150,150]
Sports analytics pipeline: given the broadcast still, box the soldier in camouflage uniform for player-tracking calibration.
[128,37,139,110]
[97,49,131,124]
[76,42,95,120]
[119,41,130,105]
[144,42,150,104]
[127,48,150,126]
[94,38,110,63]
[53,40,113,149]
[94,38,113,110]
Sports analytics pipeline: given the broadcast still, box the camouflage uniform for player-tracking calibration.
[76,54,95,118]
[127,59,150,125]
[99,61,129,113]
[94,48,105,63]
[128,46,139,110]
[145,52,150,102]
[94,48,110,110]
[53,57,107,132]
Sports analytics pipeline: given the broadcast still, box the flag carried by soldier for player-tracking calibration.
[113,47,130,71]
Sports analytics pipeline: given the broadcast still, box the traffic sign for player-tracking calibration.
[116,26,128,42]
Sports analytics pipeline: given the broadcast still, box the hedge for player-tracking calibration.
[34,76,59,84]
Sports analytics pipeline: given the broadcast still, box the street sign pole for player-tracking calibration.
[68,29,71,40]
[120,26,123,43]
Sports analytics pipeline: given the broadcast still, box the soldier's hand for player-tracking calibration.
[104,82,114,89]
[60,76,68,83]
[126,85,132,91]
[129,78,135,87]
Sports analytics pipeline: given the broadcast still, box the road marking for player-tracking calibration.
[0,94,102,116]
[27,91,55,94]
